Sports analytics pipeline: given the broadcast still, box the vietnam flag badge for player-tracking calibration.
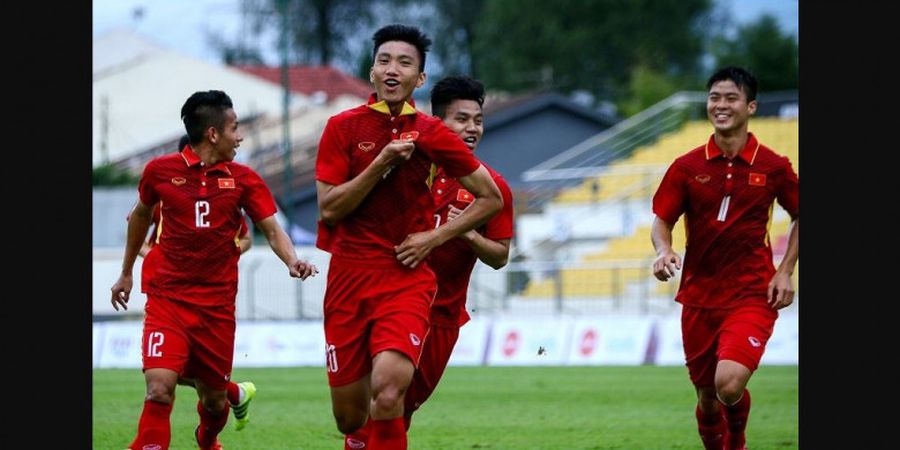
[748,173,766,186]
[456,189,474,203]
[218,178,236,189]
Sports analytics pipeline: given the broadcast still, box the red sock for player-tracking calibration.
[129,399,173,450]
[344,418,372,449]
[696,404,726,450]
[226,382,240,405]
[723,389,751,450]
[368,417,407,450]
[196,400,230,447]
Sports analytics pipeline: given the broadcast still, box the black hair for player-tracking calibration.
[707,66,758,102]
[177,134,190,152]
[372,24,432,72]
[180,90,234,145]
[430,75,485,118]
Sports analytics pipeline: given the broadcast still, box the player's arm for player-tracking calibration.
[317,139,416,225]
[238,233,252,254]
[447,204,510,269]
[395,165,502,268]
[651,215,681,281]
[255,215,318,280]
[111,200,154,311]
[768,217,798,310]
[238,218,252,254]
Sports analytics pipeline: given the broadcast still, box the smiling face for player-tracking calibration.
[371,40,426,110]
[441,99,483,152]
[707,79,757,135]
[210,108,243,162]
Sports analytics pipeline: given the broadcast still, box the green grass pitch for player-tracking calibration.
[93,365,797,449]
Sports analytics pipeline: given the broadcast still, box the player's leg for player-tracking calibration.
[715,304,777,450]
[332,378,373,434]
[128,296,191,450]
[180,374,252,430]
[695,385,726,450]
[324,259,379,440]
[193,378,229,450]
[682,306,727,450]
[128,368,180,450]
[368,350,416,450]
[403,324,459,430]
[190,303,238,450]
[365,266,434,450]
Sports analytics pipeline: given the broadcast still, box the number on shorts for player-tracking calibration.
[147,331,164,357]
[326,344,338,373]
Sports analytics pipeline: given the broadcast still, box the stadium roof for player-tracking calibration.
[235,65,373,103]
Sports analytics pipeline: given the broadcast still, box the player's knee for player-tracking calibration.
[200,395,228,413]
[715,380,744,405]
[334,410,367,434]
[372,385,405,412]
[145,382,175,404]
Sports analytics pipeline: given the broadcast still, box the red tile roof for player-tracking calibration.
[235,65,372,101]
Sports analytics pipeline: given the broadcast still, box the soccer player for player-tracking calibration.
[650,67,799,450]
[111,90,318,450]
[129,136,259,433]
[316,25,503,450]
[343,75,514,449]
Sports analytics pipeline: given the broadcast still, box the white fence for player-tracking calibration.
[92,311,798,368]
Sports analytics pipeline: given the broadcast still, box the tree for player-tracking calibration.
[92,164,140,186]
[211,0,410,71]
[472,0,713,107]
[430,0,486,77]
[711,14,799,92]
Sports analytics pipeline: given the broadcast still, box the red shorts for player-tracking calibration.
[681,302,778,387]
[142,295,236,390]
[323,256,436,387]
[405,323,460,414]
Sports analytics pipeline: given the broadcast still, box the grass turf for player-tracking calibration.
[93,365,797,449]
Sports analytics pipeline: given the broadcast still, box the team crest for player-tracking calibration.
[171,177,186,186]
[400,131,419,141]
[358,142,376,152]
[694,174,711,184]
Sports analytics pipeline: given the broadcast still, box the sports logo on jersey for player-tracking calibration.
[171,177,187,186]
[400,131,419,141]
[749,173,767,186]
[142,445,163,450]
[694,174,711,184]
[748,336,761,347]
[456,189,474,203]
[346,438,366,449]
[358,142,375,152]
[409,333,421,346]
[218,178,236,189]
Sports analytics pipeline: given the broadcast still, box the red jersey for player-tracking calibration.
[428,164,514,327]
[138,146,277,306]
[315,94,481,266]
[652,133,799,309]
[146,204,250,248]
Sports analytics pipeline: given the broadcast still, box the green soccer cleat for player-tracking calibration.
[232,381,257,431]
